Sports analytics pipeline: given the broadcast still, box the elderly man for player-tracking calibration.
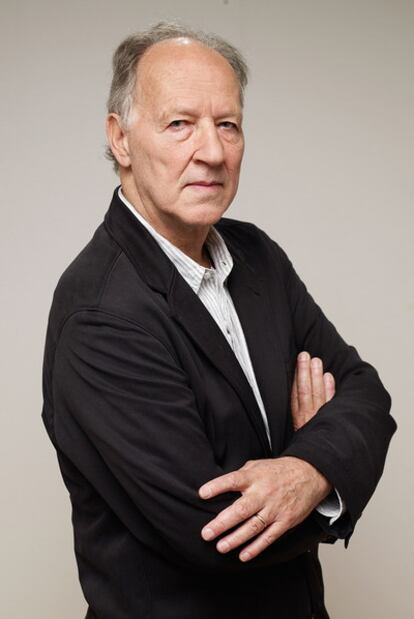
[42,22,396,619]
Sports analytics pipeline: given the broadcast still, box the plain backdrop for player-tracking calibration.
[1,1,412,617]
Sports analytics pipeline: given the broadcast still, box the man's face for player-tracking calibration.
[120,39,244,234]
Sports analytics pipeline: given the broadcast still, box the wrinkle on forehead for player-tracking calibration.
[134,39,241,112]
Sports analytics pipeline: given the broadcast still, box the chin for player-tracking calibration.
[183,201,232,227]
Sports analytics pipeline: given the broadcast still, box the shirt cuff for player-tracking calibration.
[315,488,345,525]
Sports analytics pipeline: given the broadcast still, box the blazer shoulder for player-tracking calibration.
[216,216,287,270]
[49,223,123,330]
[216,216,262,241]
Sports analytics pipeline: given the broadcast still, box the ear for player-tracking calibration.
[106,113,131,168]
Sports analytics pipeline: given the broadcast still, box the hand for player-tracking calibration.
[291,351,335,431]
[198,352,335,563]
[199,456,332,562]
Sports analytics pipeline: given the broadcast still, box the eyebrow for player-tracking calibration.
[159,108,194,122]
[159,107,242,123]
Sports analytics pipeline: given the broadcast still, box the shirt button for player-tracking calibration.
[204,271,211,280]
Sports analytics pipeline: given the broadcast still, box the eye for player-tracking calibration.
[168,120,188,130]
[218,121,238,130]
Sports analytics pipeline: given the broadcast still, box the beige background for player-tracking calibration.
[1,1,412,617]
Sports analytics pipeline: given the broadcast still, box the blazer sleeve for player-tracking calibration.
[268,238,397,542]
[52,309,328,575]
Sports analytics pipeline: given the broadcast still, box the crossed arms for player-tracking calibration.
[51,239,396,574]
[198,352,337,563]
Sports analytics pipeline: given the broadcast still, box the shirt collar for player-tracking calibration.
[118,187,233,295]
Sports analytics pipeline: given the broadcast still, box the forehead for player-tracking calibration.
[135,39,242,114]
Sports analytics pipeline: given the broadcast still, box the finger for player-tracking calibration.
[296,351,313,413]
[323,372,335,402]
[310,357,325,410]
[199,470,244,500]
[215,509,271,553]
[238,520,289,562]
[291,368,299,419]
[291,368,307,431]
[201,495,259,542]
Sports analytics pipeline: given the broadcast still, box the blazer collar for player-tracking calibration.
[104,187,175,295]
[104,188,286,456]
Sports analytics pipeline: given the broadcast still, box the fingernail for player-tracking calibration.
[240,551,251,562]
[217,540,230,553]
[311,357,322,368]
[299,352,309,361]
[202,527,214,541]
[199,487,211,499]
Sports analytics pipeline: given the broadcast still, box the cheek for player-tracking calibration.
[157,143,193,177]
[134,151,174,188]
[226,140,244,168]
[227,151,243,180]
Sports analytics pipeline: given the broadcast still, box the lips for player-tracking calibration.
[185,181,223,188]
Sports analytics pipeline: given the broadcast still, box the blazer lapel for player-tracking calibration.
[167,271,273,457]
[221,234,290,456]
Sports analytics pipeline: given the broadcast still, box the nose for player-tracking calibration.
[193,121,225,167]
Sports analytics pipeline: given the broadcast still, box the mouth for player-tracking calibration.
[185,181,223,190]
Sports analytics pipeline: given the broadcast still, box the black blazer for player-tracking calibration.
[42,188,396,619]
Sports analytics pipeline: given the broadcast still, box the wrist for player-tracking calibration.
[283,455,332,502]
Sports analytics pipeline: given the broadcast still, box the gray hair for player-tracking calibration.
[105,21,249,173]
